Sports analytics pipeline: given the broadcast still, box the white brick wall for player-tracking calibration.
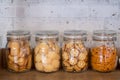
[0,0,120,47]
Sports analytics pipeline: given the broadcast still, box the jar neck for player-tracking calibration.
[7,36,30,41]
[93,39,116,42]
[36,38,58,42]
[64,37,87,42]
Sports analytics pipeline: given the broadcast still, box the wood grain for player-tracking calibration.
[0,69,120,80]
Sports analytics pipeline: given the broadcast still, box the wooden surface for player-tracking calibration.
[0,69,120,80]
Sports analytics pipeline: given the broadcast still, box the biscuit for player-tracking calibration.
[77,61,86,68]
[8,55,14,62]
[39,42,49,50]
[78,53,87,61]
[34,40,60,72]
[69,58,77,65]
[63,61,70,67]
[74,65,81,72]
[70,49,79,57]
[62,52,69,60]
[8,63,19,72]
[34,44,40,54]
[65,66,74,72]
[35,62,44,71]
[62,40,88,72]
[66,42,73,49]
[7,40,32,72]
[18,57,28,67]
[43,64,55,72]
[27,55,32,69]
[52,60,60,69]
[47,51,60,60]
[35,53,42,62]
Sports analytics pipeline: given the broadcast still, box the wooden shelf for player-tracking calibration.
[0,69,120,80]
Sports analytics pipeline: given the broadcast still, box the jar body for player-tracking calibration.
[91,40,117,72]
[6,38,32,72]
[62,38,88,72]
[34,38,60,72]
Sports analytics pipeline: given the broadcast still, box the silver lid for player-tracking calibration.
[93,30,117,41]
[7,30,30,40]
[35,30,59,39]
[64,30,87,40]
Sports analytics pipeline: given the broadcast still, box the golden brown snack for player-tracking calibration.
[7,40,32,72]
[62,40,88,72]
[35,62,44,71]
[34,40,60,72]
[78,53,87,61]
[74,65,81,72]
[62,52,69,61]
[63,61,70,67]
[65,66,74,72]
[10,41,20,56]
[52,60,60,69]
[27,55,32,69]
[77,60,86,68]
[69,58,77,65]
[91,45,117,72]
[8,63,19,72]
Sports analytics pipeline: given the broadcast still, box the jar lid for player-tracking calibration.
[93,30,117,41]
[35,30,59,39]
[64,30,87,40]
[7,30,30,39]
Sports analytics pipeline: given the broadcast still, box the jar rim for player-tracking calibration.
[35,30,59,39]
[93,30,117,41]
[7,30,30,36]
[64,30,87,39]
[7,30,30,40]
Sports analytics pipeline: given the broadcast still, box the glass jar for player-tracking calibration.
[62,30,88,72]
[91,30,118,72]
[6,30,32,72]
[34,31,60,72]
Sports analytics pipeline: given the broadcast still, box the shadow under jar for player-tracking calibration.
[6,30,32,72]
[91,30,118,72]
[62,30,88,72]
[34,31,60,73]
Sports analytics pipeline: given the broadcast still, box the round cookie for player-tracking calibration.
[77,60,86,68]
[69,58,77,65]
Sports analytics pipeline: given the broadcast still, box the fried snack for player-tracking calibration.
[8,41,20,56]
[62,40,88,72]
[34,40,60,72]
[91,45,117,72]
[7,40,32,72]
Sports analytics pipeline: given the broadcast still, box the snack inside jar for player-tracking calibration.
[34,31,60,72]
[62,30,88,72]
[6,30,32,72]
[91,30,118,72]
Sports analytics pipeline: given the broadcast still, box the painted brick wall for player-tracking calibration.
[0,0,120,47]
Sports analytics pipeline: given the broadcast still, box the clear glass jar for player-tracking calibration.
[34,31,60,72]
[62,30,88,72]
[6,30,32,72]
[91,30,118,72]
